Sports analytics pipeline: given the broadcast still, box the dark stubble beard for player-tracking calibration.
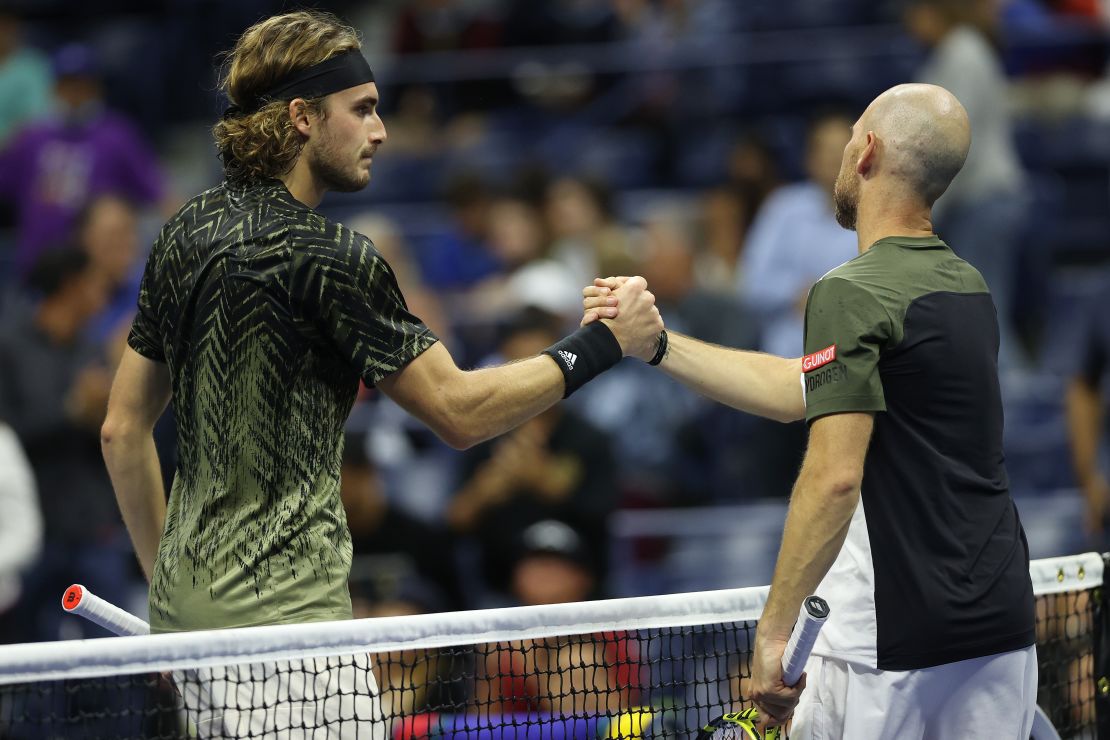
[310,137,370,194]
[832,169,859,231]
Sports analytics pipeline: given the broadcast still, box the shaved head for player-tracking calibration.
[833,84,971,230]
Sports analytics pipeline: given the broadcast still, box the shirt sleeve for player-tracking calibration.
[802,276,890,423]
[290,235,438,386]
[127,233,167,363]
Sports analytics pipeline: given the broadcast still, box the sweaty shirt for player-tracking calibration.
[128,180,437,632]
[802,235,1034,670]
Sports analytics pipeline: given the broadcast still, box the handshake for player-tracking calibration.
[577,275,665,364]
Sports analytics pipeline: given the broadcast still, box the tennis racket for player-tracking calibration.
[62,584,150,636]
[61,584,232,737]
[696,595,830,740]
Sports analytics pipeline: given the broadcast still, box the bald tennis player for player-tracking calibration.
[585,84,1036,738]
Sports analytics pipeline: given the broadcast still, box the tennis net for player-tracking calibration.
[0,552,1102,738]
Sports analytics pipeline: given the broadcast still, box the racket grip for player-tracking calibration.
[62,584,150,637]
[780,595,829,687]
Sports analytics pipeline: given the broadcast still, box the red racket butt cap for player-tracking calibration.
[62,584,84,611]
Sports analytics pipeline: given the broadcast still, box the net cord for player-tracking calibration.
[0,551,1099,686]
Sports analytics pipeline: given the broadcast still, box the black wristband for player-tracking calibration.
[647,330,668,366]
[542,322,623,398]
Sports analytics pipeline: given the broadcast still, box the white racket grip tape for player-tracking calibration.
[62,584,150,637]
[781,595,830,687]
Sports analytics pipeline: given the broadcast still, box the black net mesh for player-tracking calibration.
[0,623,756,738]
[0,570,1102,739]
[1035,585,1100,739]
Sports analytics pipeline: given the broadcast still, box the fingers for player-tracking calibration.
[583,288,619,322]
[753,680,805,729]
[593,276,630,290]
[613,275,647,295]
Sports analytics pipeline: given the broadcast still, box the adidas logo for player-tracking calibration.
[558,350,577,370]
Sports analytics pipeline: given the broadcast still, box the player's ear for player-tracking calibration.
[289,98,313,137]
[857,131,878,176]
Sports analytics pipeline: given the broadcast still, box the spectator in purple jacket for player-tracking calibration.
[0,43,171,278]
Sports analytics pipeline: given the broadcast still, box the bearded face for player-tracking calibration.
[308,119,372,193]
[832,144,861,231]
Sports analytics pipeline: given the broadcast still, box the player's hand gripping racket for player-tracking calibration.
[62,584,150,636]
[696,595,830,740]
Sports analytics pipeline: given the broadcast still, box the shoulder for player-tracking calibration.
[155,185,228,244]
[808,272,889,324]
[291,219,384,266]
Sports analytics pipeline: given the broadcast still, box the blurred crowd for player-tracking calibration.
[0,0,1108,646]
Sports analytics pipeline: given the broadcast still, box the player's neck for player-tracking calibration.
[280,160,326,209]
[855,196,934,254]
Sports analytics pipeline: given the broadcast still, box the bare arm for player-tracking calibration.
[659,333,804,423]
[380,276,663,450]
[101,347,172,582]
[582,280,804,422]
[379,342,564,450]
[1065,377,1109,533]
[1067,377,1105,489]
[751,412,873,724]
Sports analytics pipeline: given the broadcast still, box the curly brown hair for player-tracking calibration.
[212,10,361,185]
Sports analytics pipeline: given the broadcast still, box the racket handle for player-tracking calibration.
[62,584,150,637]
[780,595,829,687]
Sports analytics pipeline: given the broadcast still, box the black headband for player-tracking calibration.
[226,49,375,117]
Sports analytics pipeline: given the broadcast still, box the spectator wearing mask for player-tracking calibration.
[0,43,172,279]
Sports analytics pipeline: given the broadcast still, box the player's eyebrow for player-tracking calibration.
[353,95,378,108]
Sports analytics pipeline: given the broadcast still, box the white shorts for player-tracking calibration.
[790,646,1038,740]
[177,653,386,739]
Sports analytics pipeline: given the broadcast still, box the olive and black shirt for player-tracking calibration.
[802,235,1035,671]
[128,181,437,632]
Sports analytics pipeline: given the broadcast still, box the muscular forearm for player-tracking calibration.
[759,468,859,640]
[444,357,566,448]
[659,332,804,423]
[1066,380,1104,486]
[101,427,165,582]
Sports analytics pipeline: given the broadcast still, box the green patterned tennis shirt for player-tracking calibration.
[128,181,437,632]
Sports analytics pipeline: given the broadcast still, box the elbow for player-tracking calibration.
[438,422,479,451]
[825,471,863,499]
[770,406,806,424]
[100,413,142,452]
[427,403,485,451]
[100,417,121,450]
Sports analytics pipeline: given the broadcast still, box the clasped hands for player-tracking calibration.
[580,276,663,363]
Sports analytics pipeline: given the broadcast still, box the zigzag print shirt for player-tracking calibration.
[128,180,438,632]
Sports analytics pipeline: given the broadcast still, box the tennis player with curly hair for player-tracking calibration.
[100,10,663,736]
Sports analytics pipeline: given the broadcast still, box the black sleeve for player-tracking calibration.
[290,233,438,386]
[127,230,168,363]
